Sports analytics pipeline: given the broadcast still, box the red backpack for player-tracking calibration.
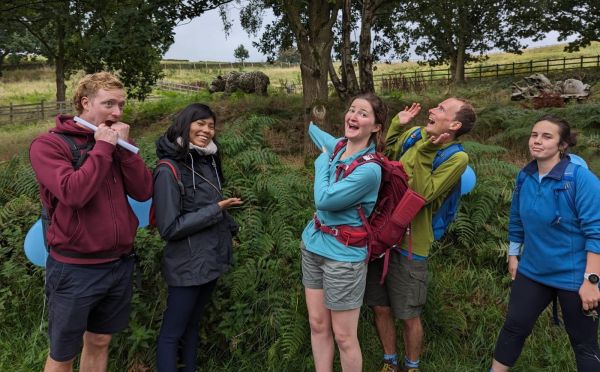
[313,139,427,283]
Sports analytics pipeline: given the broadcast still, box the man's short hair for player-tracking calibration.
[453,98,476,138]
[73,72,124,114]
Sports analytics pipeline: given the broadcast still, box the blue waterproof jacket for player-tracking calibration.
[509,157,600,291]
[301,123,382,262]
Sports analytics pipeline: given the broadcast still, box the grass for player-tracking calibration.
[0,119,55,162]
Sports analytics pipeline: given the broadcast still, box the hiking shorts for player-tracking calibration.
[45,254,134,362]
[301,243,367,311]
[364,250,428,319]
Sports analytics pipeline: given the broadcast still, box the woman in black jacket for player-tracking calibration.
[153,103,242,372]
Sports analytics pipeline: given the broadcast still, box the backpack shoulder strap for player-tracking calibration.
[336,153,383,180]
[515,169,527,193]
[561,162,578,216]
[344,153,383,176]
[432,143,464,171]
[156,159,185,196]
[54,132,94,169]
[331,138,348,161]
[400,127,422,156]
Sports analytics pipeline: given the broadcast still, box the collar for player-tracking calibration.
[335,140,376,164]
[523,156,571,180]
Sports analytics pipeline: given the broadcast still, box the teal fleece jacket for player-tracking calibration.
[301,123,382,262]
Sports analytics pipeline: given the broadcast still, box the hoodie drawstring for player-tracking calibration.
[188,153,196,190]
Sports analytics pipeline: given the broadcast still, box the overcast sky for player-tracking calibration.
[163,7,575,63]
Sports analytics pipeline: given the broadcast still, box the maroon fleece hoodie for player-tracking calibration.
[29,115,153,264]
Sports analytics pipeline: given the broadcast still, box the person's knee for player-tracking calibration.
[308,315,331,336]
[502,314,533,337]
[84,332,112,350]
[333,330,357,351]
[372,305,393,319]
[45,354,75,372]
[403,316,421,331]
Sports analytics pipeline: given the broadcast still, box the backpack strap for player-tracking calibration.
[54,132,94,169]
[561,162,578,216]
[331,138,348,160]
[331,138,383,181]
[400,127,422,156]
[432,143,464,171]
[157,159,185,196]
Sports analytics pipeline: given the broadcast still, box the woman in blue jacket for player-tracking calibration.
[302,93,386,371]
[491,115,600,371]
[153,103,242,372]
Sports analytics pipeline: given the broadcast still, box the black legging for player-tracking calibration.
[494,272,600,371]
[156,279,217,372]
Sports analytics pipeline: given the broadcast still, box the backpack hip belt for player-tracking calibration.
[313,214,368,247]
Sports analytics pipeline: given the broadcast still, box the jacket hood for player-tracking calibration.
[51,115,95,137]
[156,134,184,160]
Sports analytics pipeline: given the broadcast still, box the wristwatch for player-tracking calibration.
[584,273,600,284]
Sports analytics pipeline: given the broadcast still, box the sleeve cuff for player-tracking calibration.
[508,241,522,256]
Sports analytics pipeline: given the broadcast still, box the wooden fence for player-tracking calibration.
[160,61,299,72]
[155,81,204,93]
[374,55,600,93]
[0,96,162,126]
[0,100,71,125]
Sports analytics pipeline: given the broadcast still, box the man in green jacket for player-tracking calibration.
[365,97,476,372]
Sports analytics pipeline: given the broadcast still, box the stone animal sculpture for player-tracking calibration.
[209,71,270,95]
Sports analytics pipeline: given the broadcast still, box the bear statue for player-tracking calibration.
[209,71,270,95]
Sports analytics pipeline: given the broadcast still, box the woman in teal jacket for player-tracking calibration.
[491,115,600,371]
[301,93,386,372]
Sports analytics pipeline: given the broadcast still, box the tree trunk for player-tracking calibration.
[339,0,359,97]
[55,22,67,103]
[0,53,5,77]
[454,41,466,84]
[282,0,342,154]
[328,59,349,102]
[358,0,382,93]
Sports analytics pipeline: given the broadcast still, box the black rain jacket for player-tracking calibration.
[153,135,238,286]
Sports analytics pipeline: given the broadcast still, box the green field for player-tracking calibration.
[1,44,600,371]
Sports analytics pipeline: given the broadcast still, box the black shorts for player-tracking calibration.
[45,255,134,362]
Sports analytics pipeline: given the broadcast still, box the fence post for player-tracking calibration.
[496,64,499,77]
[479,65,482,80]
[581,55,584,69]
[546,59,549,74]
[512,62,515,76]
[9,102,13,124]
[529,60,533,73]
[41,99,45,120]
[447,68,450,80]
[563,57,566,72]
[597,55,599,67]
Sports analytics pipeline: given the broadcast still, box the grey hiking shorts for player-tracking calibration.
[364,249,428,319]
[301,242,367,311]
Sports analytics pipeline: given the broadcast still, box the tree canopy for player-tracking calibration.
[392,0,539,83]
[1,0,232,101]
[234,44,250,64]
